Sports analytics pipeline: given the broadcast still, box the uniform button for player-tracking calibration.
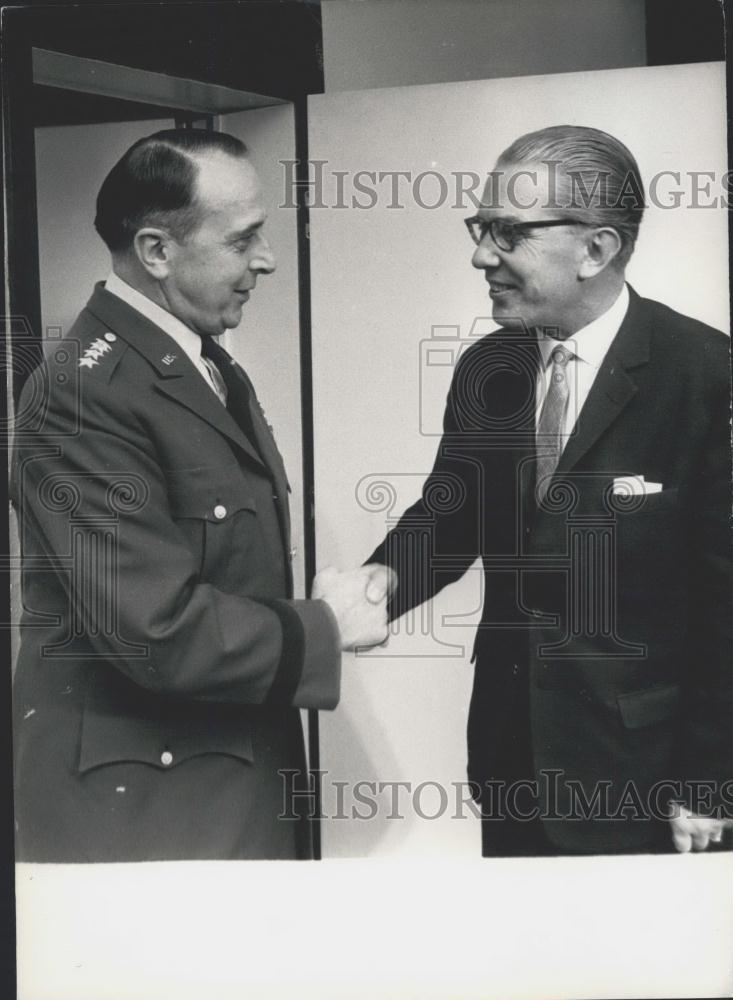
[104,332,117,342]
[160,751,173,767]
[289,547,297,562]
[213,505,227,520]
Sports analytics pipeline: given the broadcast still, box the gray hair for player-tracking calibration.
[497,125,645,267]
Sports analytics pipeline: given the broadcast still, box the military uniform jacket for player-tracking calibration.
[370,288,733,853]
[12,284,341,862]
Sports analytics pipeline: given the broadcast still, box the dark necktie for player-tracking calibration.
[201,336,261,454]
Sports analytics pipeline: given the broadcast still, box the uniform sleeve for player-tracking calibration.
[13,366,341,710]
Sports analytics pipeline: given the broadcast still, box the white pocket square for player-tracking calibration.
[612,476,663,495]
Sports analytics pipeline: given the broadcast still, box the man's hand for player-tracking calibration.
[668,802,733,852]
[312,564,396,651]
[363,563,397,604]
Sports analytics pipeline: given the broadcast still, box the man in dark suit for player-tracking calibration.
[369,125,733,856]
[11,129,390,862]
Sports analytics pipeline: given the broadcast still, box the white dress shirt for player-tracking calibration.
[104,272,223,398]
[535,283,630,449]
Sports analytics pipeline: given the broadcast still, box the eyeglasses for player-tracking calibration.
[464,216,591,252]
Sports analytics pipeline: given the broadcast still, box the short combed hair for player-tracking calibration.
[497,125,645,267]
[94,129,248,253]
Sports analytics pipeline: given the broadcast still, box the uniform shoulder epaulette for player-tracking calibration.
[76,331,127,383]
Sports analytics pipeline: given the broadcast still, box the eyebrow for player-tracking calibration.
[226,220,265,243]
[475,213,523,224]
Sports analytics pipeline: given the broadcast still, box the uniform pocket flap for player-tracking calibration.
[617,683,681,729]
[79,691,254,772]
[166,466,257,521]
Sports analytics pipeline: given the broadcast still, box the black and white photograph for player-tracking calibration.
[1,1,731,997]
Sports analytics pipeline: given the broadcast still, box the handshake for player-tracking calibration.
[312,563,397,650]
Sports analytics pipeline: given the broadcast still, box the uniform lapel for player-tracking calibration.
[155,375,268,472]
[204,338,291,540]
[85,284,269,473]
[553,286,650,477]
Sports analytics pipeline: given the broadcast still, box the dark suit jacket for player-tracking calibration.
[11,284,340,862]
[370,287,732,853]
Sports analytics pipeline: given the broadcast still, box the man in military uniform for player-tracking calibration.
[12,128,389,861]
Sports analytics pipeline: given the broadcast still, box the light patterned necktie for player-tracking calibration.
[535,343,573,503]
[201,354,228,407]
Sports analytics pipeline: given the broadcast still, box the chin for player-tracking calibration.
[492,308,526,332]
[220,311,244,332]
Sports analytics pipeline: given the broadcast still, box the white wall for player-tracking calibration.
[309,62,729,858]
[322,0,647,91]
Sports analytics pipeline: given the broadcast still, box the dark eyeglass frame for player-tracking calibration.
[464,216,591,252]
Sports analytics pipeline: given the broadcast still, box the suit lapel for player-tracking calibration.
[554,286,650,476]
[513,334,541,527]
[85,284,270,473]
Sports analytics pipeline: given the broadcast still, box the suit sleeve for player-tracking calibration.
[678,352,733,810]
[367,353,483,622]
[13,366,341,710]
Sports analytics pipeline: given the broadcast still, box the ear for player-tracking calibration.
[132,227,176,279]
[578,227,623,279]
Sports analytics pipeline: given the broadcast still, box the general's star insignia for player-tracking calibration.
[78,337,113,369]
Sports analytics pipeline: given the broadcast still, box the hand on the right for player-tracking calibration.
[312,564,394,650]
[668,802,733,852]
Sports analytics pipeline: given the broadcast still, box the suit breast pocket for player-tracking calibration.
[612,486,680,516]
[613,487,685,610]
[613,486,682,555]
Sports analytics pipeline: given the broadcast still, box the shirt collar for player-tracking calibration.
[104,272,204,369]
[538,283,630,369]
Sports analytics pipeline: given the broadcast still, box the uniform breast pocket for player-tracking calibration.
[166,465,260,581]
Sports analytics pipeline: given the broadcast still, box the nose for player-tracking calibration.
[471,240,502,270]
[250,231,276,275]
